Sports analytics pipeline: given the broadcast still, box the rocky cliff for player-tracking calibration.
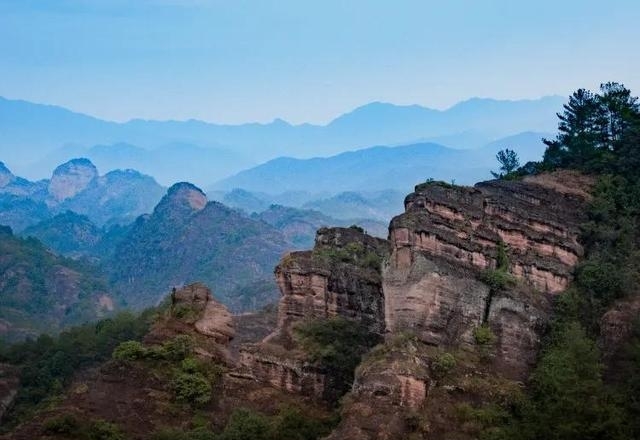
[385,171,591,374]
[328,171,593,439]
[239,227,388,399]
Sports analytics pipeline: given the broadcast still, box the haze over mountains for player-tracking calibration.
[1,95,562,187]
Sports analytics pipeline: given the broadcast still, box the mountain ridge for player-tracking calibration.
[1,95,563,185]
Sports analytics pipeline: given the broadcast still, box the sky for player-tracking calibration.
[1,0,639,125]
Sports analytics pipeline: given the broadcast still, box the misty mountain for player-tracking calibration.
[29,142,252,188]
[252,204,388,248]
[1,96,562,185]
[213,132,549,194]
[105,183,292,311]
[0,159,164,231]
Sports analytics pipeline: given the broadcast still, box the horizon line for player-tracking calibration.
[0,94,566,128]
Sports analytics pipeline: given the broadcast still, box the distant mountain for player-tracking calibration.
[0,95,563,185]
[105,183,292,311]
[213,133,549,194]
[251,204,387,248]
[57,167,166,226]
[30,142,252,188]
[302,190,406,222]
[22,211,104,258]
[0,159,164,231]
[0,226,112,341]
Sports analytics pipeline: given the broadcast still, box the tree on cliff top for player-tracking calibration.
[541,82,640,174]
[491,148,520,179]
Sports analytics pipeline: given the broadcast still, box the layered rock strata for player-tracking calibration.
[239,227,388,399]
[385,172,591,376]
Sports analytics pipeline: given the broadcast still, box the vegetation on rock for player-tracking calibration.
[295,317,381,399]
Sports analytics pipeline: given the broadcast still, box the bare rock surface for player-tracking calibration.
[48,158,98,202]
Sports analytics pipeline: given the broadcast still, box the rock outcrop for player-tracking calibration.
[271,227,389,343]
[147,283,235,363]
[385,171,591,377]
[239,227,388,399]
[48,158,98,202]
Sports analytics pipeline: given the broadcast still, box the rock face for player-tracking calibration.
[385,172,591,378]
[326,337,431,440]
[239,227,388,399]
[157,182,207,216]
[48,158,98,202]
[271,227,389,342]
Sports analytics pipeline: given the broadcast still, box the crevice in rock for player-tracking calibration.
[482,286,495,324]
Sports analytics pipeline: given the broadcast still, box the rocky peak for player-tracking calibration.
[48,158,98,202]
[147,283,235,363]
[0,162,14,187]
[154,182,207,217]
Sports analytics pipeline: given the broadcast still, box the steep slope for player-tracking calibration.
[2,283,333,440]
[0,226,113,341]
[106,183,291,311]
[240,227,389,400]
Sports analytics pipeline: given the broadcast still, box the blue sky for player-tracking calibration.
[1,0,639,124]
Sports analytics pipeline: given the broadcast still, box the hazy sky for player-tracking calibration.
[1,0,639,124]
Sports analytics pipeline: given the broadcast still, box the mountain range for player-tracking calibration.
[213,132,549,194]
[0,96,563,186]
[0,159,165,231]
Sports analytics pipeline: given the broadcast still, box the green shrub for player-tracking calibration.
[455,403,510,429]
[473,325,495,346]
[172,372,212,406]
[112,340,147,361]
[431,352,457,378]
[173,304,199,322]
[217,408,271,440]
[162,335,194,361]
[85,420,124,440]
[270,406,333,440]
[43,414,80,435]
[180,356,200,373]
[295,317,381,399]
[480,270,516,291]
